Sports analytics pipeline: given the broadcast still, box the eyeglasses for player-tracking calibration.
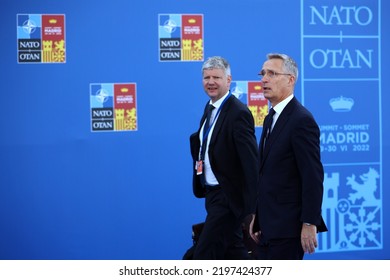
[258,69,291,79]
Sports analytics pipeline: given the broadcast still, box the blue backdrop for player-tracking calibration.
[1,0,389,260]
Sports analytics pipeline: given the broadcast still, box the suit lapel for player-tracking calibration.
[261,97,297,162]
[208,95,233,146]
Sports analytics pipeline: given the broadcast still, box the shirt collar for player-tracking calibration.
[210,91,230,109]
[272,94,294,115]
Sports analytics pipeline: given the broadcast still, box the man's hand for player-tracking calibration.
[301,223,318,254]
[243,214,260,244]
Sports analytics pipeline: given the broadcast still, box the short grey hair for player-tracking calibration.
[267,53,298,82]
[202,56,231,76]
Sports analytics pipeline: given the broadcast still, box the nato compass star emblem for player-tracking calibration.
[22,19,37,35]
[95,89,109,104]
[163,19,177,34]
[231,86,244,100]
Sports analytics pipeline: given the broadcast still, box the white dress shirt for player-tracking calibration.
[199,91,230,186]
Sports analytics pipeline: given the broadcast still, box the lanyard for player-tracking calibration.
[200,92,231,159]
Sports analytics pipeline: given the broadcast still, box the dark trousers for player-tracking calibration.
[254,236,304,260]
[192,188,250,260]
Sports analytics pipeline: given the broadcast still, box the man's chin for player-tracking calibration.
[263,92,272,99]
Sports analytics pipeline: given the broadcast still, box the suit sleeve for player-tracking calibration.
[232,109,259,217]
[190,132,205,198]
[291,114,324,226]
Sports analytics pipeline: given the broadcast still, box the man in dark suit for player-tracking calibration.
[249,53,327,260]
[189,56,259,259]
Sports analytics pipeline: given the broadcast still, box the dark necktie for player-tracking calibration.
[200,104,215,186]
[202,104,215,141]
[262,108,275,151]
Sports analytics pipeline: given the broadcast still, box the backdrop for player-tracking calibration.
[1,0,389,260]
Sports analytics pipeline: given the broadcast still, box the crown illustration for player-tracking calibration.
[254,85,262,90]
[49,19,57,24]
[188,19,196,24]
[329,96,354,112]
[121,88,129,93]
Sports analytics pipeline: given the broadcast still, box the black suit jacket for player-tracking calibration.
[257,97,327,239]
[190,95,259,218]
